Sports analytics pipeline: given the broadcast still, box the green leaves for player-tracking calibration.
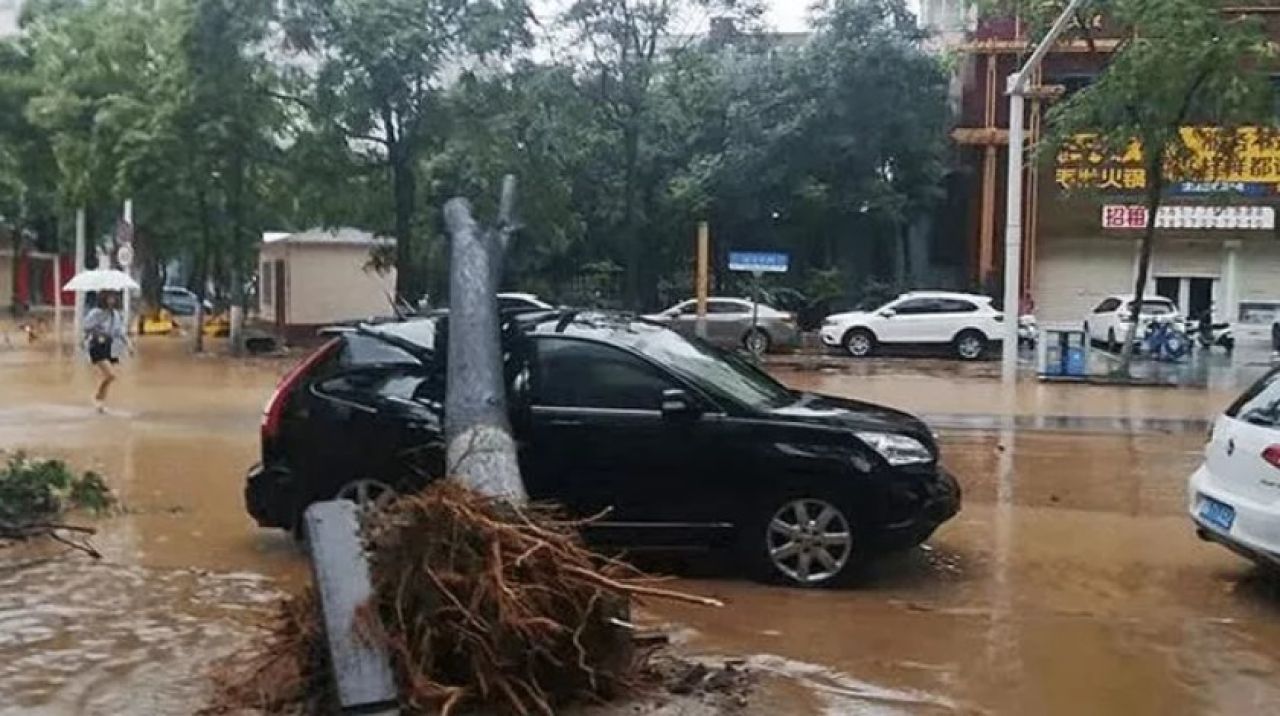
[0,452,116,526]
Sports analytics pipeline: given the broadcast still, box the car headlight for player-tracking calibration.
[855,431,933,467]
[822,318,839,328]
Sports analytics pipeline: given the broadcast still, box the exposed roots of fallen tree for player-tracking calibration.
[208,480,723,715]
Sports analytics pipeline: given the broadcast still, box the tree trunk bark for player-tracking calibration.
[1118,157,1165,376]
[391,143,419,304]
[193,186,212,354]
[443,177,526,502]
[621,122,643,310]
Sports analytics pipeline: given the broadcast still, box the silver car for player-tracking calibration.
[644,297,799,354]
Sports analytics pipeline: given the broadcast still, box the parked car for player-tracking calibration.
[245,312,960,587]
[1083,294,1182,351]
[1190,367,1280,569]
[818,291,1003,361]
[497,292,554,313]
[161,286,212,316]
[643,297,800,354]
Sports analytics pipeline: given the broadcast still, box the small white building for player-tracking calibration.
[258,228,396,339]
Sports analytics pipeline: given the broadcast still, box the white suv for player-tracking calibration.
[1190,368,1280,569]
[1083,294,1182,351]
[819,291,1003,361]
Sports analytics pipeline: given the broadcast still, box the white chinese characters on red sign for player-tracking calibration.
[1101,205,1276,231]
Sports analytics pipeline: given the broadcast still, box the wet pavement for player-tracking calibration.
[2,335,1279,714]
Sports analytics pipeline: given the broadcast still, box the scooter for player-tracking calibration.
[1018,315,1038,349]
[1196,318,1235,353]
[1143,316,1191,362]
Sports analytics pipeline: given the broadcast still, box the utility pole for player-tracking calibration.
[695,222,709,339]
[1001,0,1092,384]
[73,208,86,354]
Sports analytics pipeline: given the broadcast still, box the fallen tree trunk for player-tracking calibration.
[443,176,526,502]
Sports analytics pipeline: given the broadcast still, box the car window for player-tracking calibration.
[708,300,748,315]
[676,302,697,315]
[935,299,978,313]
[1095,298,1121,313]
[1129,300,1175,315]
[1226,370,1280,427]
[894,299,940,315]
[531,338,677,411]
[339,333,422,368]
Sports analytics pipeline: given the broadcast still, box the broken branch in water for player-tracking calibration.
[0,520,102,559]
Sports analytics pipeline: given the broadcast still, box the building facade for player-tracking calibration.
[938,4,1280,336]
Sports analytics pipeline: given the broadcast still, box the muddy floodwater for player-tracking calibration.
[2,337,1279,715]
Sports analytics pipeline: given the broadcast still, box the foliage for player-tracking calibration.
[1,0,956,315]
[1042,0,1275,373]
[0,451,115,525]
[280,0,534,300]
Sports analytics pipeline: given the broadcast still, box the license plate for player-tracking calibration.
[1198,496,1236,532]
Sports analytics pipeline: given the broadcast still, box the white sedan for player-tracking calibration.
[1083,294,1182,350]
[1190,368,1280,569]
[819,291,1004,361]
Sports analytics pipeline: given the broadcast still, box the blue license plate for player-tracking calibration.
[1198,497,1236,532]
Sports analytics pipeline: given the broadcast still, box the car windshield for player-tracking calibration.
[633,329,794,410]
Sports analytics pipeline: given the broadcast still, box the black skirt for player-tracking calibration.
[89,337,116,364]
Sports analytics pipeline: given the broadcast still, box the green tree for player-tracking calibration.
[281,0,533,302]
[1043,0,1275,374]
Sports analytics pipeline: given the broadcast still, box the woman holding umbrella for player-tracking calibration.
[83,291,133,412]
[64,268,139,413]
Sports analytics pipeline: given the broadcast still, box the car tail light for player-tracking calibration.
[1264,445,1280,470]
[261,338,340,443]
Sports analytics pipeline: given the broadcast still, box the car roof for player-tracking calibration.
[498,292,541,301]
[360,310,658,355]
[898,291,993,302]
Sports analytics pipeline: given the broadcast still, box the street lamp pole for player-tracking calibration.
[1001,0,1092,384]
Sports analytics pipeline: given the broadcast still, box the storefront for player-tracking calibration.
[1032,133,1280,342]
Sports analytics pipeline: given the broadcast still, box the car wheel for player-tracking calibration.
[745,496,860,588]
[843,329,875,358]
[743,328,771,355]
[954,330,987,361]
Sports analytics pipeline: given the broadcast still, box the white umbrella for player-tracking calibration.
[62,269,140,293]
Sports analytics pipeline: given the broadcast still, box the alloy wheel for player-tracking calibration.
[957,334,984,360]
[745,330,770,355]
[845,332,872,357]
[766,498,853,586]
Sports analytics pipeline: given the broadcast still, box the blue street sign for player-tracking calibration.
[728,251,790,274]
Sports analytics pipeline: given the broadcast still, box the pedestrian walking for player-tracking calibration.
[83,291,133,412]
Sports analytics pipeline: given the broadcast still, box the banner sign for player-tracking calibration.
[1057,128,1280,194]
[1101,204,1275,231]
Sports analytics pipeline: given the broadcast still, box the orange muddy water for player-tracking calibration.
[1,336,1278,715]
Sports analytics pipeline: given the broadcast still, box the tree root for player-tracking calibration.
[207,480,721,715]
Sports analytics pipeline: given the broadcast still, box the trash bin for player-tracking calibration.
[1039,328,1090,379]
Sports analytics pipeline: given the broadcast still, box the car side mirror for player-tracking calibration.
[879,309,896,319]
[661,389,698,418]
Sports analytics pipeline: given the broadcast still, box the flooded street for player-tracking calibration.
[3,338,1279,714]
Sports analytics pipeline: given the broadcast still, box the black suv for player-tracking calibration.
[245,312,960,587]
